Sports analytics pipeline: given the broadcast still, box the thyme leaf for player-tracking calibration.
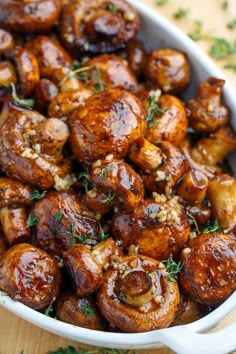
[10,83,34,109]
[162,256,183,282]
[100,191,116,204]
[29,190,47,201]
[26,213,38,228]
[79,304,95,317]
[202,219,220,233]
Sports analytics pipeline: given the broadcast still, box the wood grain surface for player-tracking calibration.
[0,1,235,353]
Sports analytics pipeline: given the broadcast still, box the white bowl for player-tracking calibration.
[0,1,236,353]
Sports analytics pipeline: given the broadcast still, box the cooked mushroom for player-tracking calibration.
[0,243,61,309]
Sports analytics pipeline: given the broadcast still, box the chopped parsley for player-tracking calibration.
[173,8,190,19]
[227,18,236,30]
[209,37,236,59]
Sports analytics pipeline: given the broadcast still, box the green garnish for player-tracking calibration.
[78,169,90,193]
[48,347,135,354]
[67,222,92,247]
[186,212,200,234]
[173,8,190,19]
[227,19,236,30]
[59,66,92,87]
[79,304,95,317]
[99,224,109,242]
[55,210,63,223]
[156,0,168,5]
[29,190,47,201]
[26,213,38,228]
[188,20,207,41]
[90,69,107,93]
[100,191,116,204]
[203,219,220,233]
[224,62,236,72]
[107,3,119,12]
[10,83,34,109]
[146,96,168,128]
[209,37,236,59]
[162,256,183,282]
[100,165,115,181]
[44,298,56,317]
[222,0,228,9]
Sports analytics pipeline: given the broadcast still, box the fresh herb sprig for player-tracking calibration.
[29,190,47,201]
[100,165,115,181]
[99,224,109,242]
[78,169,90,193]
[59,66,92,87]
[26,213,38,228]
[79,304,95,317]
[48,347,135,354]
[146,96,168,128]
[67,222,92,246]
[10,83,35,109]
[203,219,220,233]
[100,191,116,204]
[162,256,183,282]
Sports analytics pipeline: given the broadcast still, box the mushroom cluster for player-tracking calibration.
[0,0,235,334]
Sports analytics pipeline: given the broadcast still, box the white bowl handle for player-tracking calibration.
[155,321,236,354]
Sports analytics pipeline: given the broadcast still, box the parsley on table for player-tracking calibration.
[227,19,236,30]
[156,0,168,5]
[209,37,236,59]
[173,8,190,19]
[48,348,135,354]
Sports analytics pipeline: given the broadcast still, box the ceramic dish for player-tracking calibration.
[0,1,236,353]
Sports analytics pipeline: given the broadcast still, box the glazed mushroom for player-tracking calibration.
[191,125,236,168]
[0,105,73,190]
[124,39,147,77]
[80,54,137,91]
[56,292,107,330]
[48,88,93,118]
[97,254,180,332]
[0,177,32,245]
[144,93,188,145]
[112,194,190,260]
[129,138,186,195]
[179,233,236,306]
[207,174,236,234]
[177,169,211,226]
[5,47,40,97]
[0,29,14,54]
[31,191,100,257]
[0,0,62,33]
[186,77,229,133]
[68,88,147,165]
[0,61,17,88]
[83,156,144,214]
[60,0,140,53]
[0,243,61,309]
[26,35,72,82]
[144,48,190,94]
[34,79,59,113]
[64,244,103,296]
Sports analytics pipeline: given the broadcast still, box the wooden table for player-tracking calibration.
[0,1,236,353]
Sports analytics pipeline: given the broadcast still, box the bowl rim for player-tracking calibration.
[0,0,236,349]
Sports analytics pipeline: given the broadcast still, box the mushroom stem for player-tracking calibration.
[177,169,208,206]
[33,118,69,158]
[119,270,153,306]
[0,206,30,246]
[129,137,162,172]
